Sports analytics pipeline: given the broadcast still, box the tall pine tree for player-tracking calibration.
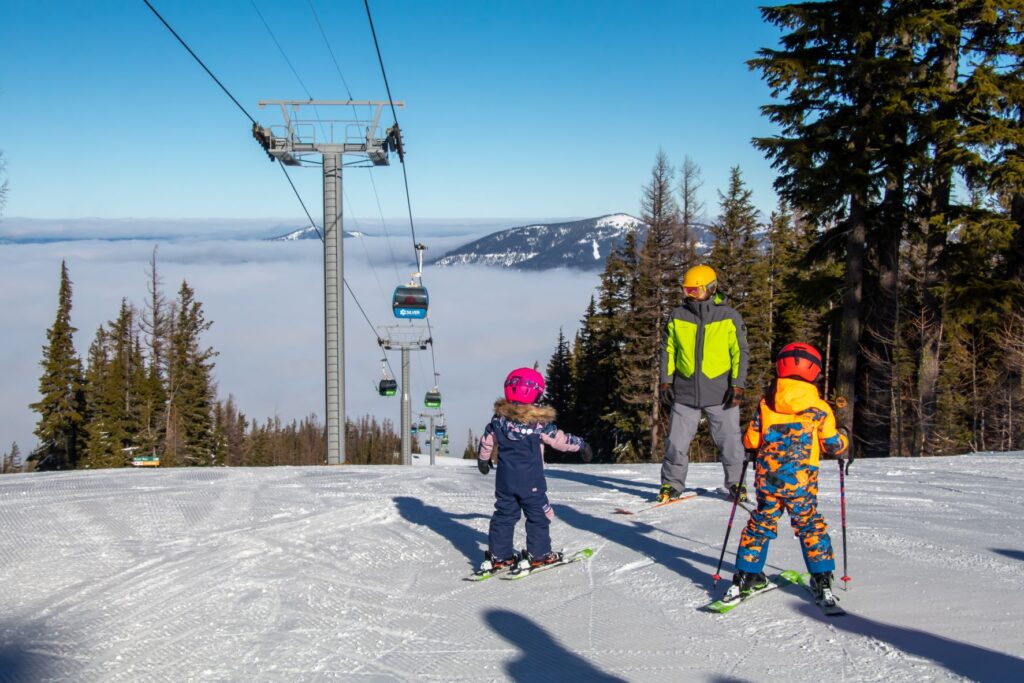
[164,281,218,466]
[30,261,84,470]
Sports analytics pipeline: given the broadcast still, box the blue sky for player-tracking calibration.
[1,0,784,224]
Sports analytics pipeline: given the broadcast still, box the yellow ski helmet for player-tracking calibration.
[682,264,717,301]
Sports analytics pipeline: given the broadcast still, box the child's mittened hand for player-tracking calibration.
[543,503,555,521]
[477,459,491,475]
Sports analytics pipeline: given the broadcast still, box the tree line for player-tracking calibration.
[20,251,404,472]
[543,1,1024,462]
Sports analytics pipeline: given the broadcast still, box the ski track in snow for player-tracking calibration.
[1,455,1023,681]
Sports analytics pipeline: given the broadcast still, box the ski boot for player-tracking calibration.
[529,550,564,568]
[656,484,682,503]
[478,550,519,575]
[722,570,768,602]
[810,571,838,606]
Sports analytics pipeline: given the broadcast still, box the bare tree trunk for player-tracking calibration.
[837,197,866,441]
[914,31,957,457]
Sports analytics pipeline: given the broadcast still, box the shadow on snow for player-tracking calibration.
[553,502,721,590]
[991,547,1024,562]
[787,595,1024,680]
[392,496,490,568]
[484,608,626,682]
[545,467,659,502]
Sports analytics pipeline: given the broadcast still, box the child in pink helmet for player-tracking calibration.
[476,367,592,574]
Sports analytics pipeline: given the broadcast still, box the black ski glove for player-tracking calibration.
[660,383,675,412]
[724,386,744,409]
[580,443,593,463]
[477,458,492,475]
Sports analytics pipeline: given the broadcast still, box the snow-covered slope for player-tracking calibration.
[432,214,648,271]
[2,455,1023,681]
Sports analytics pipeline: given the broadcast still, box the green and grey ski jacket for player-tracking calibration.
[660,294,748,409]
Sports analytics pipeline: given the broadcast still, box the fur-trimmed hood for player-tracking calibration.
[493,399,556,425]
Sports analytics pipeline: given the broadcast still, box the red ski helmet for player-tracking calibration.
[504,367,545,404]
[776,342,823,382]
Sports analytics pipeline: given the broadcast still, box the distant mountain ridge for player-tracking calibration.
[431,214,649,271]
[270,226,364,241]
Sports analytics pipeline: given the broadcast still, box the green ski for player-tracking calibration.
[502,548,594,580]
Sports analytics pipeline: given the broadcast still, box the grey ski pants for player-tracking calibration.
[661,402,745,491]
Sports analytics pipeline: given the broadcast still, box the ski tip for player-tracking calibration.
[578,548,594,558]
[612,508,634,515]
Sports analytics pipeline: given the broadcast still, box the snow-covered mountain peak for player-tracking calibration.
[432,214,646,271]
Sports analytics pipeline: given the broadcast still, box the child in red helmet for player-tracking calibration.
[476,367,592,575]
[722,343,848,608]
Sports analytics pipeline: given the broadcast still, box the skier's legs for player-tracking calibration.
[661,403,701,491]
[521,492,553,558]
[735,492,783,574]
[787,484,835,574]
[487,490,521,559]
[704,403,745,489]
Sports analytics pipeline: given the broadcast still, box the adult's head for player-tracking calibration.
[776,342,823,382]
[682,264,717,301]
[504,367,545,404]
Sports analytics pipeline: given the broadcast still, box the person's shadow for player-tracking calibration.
[788,599,1024,681]
[553,503,720,588]
[991,547,1024,562]
[545,468,658,501]
[0,622,61,681]
[393,496,490,567]
[484,609,627,682]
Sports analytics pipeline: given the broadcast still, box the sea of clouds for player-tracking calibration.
[0,229,600,461]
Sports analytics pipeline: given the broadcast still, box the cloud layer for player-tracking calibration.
[0,236,600,460]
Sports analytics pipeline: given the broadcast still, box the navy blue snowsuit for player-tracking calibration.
[478,402,585,560]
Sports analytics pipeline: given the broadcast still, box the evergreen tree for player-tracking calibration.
[544,328,575,431]
[137,248,169,460]
[752,1,893,446]
[81,324,119,468]
[164,281,218,466]
[709,166,760,311]
[618,151,682,460]
[570,297,604,450]
[677,155,703,268]
[30,261,85,470]
[81,300,148,468]
[462,429,477,459]
[2,442,20,473]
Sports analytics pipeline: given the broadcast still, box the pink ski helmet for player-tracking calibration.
[504,367,545,404]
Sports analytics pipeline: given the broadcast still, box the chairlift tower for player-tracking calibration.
[378,326,431,465]
[254,100,405,465]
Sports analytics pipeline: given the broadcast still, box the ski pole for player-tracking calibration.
[712,453,752,587]
[837,427,851,590]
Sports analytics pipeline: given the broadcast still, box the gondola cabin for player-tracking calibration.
[418,420,427,431]
[424,389,442,409]
[434,424,447,439]
[378,378,397,396]
[392,284,428,319]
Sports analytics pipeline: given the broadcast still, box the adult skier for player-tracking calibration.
[658,264,749,503]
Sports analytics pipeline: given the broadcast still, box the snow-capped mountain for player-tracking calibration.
[271,226,364,241]
[431,214,646,271]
